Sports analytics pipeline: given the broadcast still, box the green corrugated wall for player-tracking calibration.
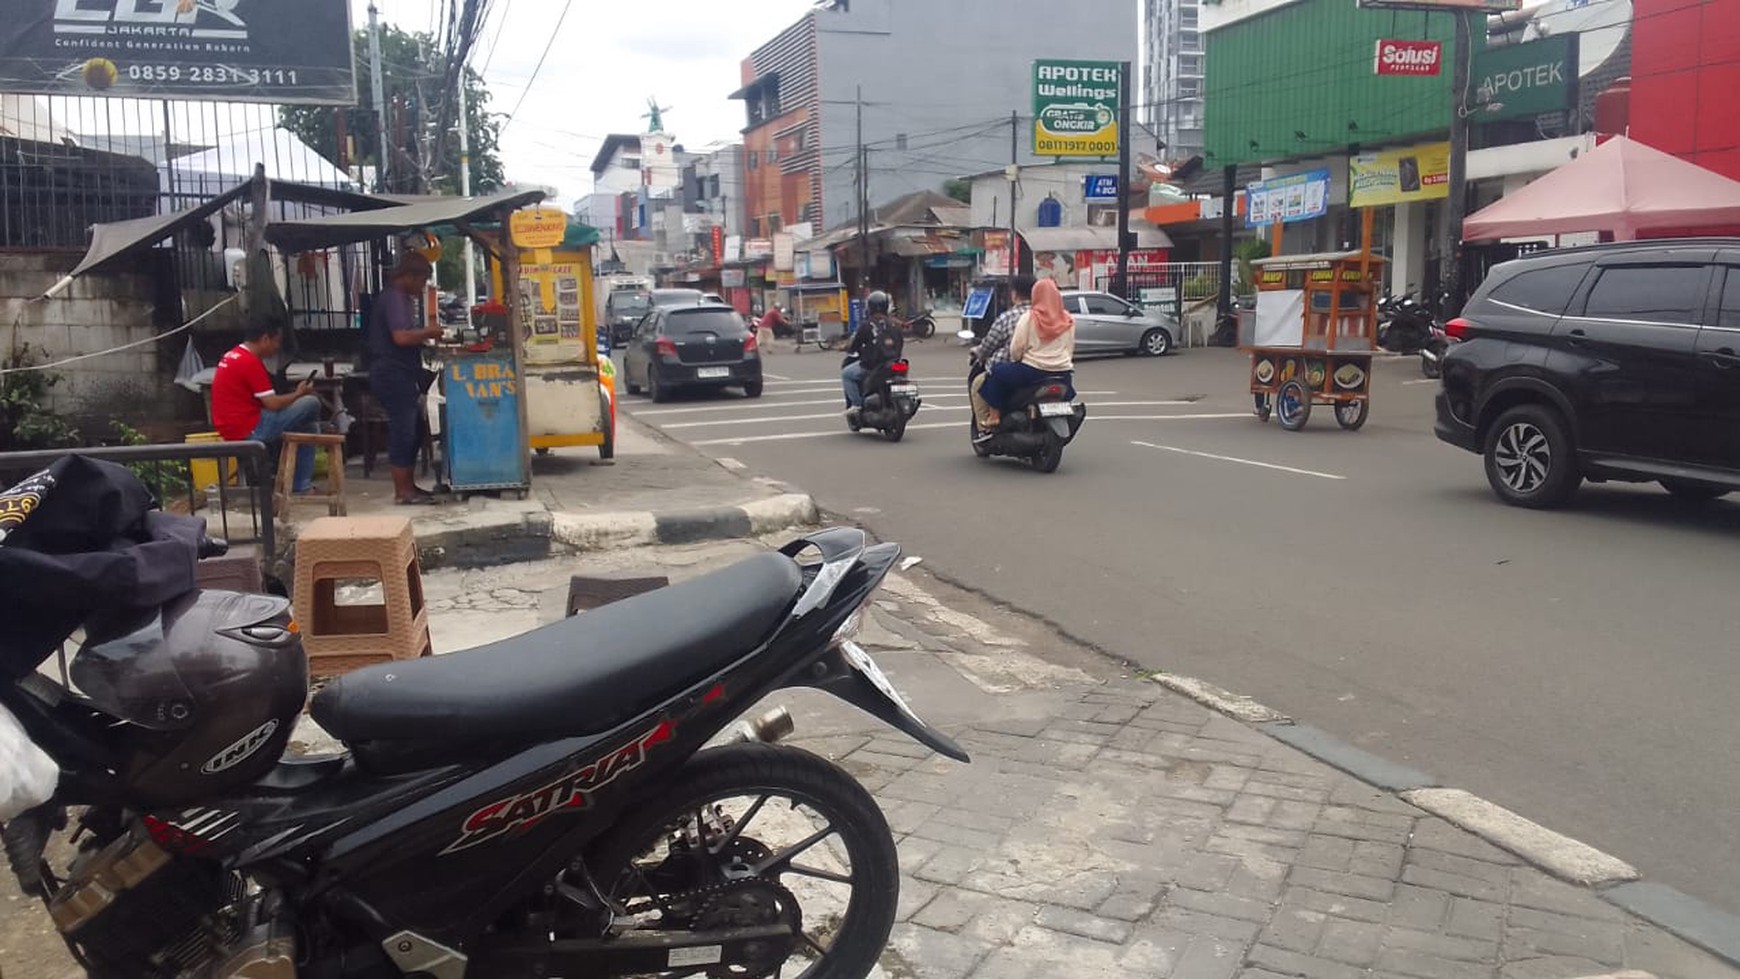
[1204,0,1474,167]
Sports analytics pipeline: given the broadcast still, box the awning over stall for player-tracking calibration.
[263,189,547,252]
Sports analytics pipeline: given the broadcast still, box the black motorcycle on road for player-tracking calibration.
[0,456,965,979]
[966,360,1086,474]
[844,355,922,442]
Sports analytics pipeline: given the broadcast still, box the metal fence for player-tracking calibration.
[1097,262,1225,347]
[0,440,279,587]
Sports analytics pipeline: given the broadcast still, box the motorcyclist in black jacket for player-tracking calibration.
[841,290,904,420]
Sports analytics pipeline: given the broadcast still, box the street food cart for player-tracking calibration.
[1241,245,1386,432]
[263,190,552,498]
[487,219,615,461]
[785,281,851,351]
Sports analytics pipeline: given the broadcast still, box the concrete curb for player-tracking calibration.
[550,493,819,554]
[1145,673,1740,968]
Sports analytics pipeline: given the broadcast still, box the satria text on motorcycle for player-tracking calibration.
[0,456,967,979]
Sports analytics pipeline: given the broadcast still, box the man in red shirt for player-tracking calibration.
[211,322,319,493]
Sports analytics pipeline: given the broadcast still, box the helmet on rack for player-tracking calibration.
[866,290,891,315]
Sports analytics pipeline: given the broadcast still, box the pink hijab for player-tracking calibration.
[1028,278,1074,342]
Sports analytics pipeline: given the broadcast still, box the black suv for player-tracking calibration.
[1435,239,1740,508]
[621,305,763,402]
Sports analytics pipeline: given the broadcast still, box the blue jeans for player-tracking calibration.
[981,362,1073,412]
[842,361,869,408]
[250,394,321,492]
[369,365,423,469]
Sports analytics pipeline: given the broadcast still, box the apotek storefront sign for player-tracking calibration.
[1349,141,1451,208]
[0,0,356,104]
[1374,39,1442,77]
[1032,59,1121,157]
[1472,34,1579,122]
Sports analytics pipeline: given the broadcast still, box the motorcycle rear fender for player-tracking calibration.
[802,645,968,762]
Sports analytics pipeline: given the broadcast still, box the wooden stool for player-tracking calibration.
[276,433,348,517]
[292,516,431,677]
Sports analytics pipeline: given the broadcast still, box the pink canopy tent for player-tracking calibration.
[1463,136,1740,242]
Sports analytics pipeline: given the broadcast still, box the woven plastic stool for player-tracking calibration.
[276,433,348,517]
[293,516,431,677]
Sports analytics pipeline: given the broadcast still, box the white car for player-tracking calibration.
[1059,290,1178,357]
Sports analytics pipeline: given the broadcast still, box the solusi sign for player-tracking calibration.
[0,0,357,104]
[1374,39,1444,77]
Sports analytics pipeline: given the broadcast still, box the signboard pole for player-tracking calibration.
[368,3,389,192]
[1115,60,1131,300]
[1009,110,1019,279]
[1443,9,1472,311]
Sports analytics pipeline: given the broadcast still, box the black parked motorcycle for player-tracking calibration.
[845,355,922,442]
[1377,292,1433,355]
[967,361,1086,474]
[0,456,965,979]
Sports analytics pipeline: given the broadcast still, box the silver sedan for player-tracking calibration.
[1059,290,1179,357]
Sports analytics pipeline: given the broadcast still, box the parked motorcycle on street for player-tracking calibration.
[1377,292,1433,355]
[0,455,965,979]
[897,309,937,341]
[962,336,1086,474]
[844,354,922,442]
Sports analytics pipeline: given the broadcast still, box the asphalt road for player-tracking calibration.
[617,337,1740,917]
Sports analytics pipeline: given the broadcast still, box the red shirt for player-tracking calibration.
[211,344,274,441]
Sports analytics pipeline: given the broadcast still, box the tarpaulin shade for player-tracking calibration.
[1463,136,1740,241]
[263,190,547,252]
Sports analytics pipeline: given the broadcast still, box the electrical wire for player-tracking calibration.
[500,0,575,132]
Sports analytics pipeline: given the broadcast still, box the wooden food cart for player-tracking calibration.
[787,282,850,351]
[1241,248,1386,432]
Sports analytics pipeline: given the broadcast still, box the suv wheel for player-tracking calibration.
[1660,480,1729,504]
[1483,405,1580,508]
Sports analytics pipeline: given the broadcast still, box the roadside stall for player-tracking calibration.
[1240,219,1385,432]
[484,216,615,461]
[784,281,851,351]
[264,190,548,498]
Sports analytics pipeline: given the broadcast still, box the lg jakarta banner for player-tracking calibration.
[0,0,357,105]
[1348,141,1450,208]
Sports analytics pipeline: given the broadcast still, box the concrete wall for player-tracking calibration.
[0,252,181,428]
[815,0,1137,232]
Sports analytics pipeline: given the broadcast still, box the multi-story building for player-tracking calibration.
[1143,0,1206,161]
[684,143,746,240]
[731,0,1137,240]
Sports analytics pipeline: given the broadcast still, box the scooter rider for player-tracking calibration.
[842,290,903,420]
[970,275,1034,430]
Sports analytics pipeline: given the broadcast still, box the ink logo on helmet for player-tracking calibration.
[53,0,249,42]
[201,719,279,775]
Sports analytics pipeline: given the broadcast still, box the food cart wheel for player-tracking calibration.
[1334,399,1369,431]
[1276,379,1311,432]
[535,447,551,456]
[1254,392,1273,423]
[598,392,616,461]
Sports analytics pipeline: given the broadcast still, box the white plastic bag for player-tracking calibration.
[174,337,205,393]
[0,702,58,820]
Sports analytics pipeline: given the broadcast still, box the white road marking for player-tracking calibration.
[692,422,963,445]
[1095,413,1250,421]
[1131,440,1347,480]
[761,372,793,380]
[716,457,746,470]
[1402,378,1438,386]
[629,391,1129,417]
[662,406,971,429]
[688,414,1248,446]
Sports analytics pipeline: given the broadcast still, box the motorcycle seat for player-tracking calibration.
[309,552,803,747]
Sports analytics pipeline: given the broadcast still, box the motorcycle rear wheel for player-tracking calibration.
[586,744,899,979]
[1031,433,1065,474]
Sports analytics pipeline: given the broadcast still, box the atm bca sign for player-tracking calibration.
[1374,39,1443,77]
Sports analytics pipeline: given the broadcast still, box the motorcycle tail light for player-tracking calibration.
[891,361,909,373]
[1444,317,1472,340]
[1039,385,1065,399]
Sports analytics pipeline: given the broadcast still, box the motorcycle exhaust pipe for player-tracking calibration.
[727,706,796,744]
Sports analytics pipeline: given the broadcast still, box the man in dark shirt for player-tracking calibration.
[970,275,1034,430]
[841,290,902,419]
[367,252,443,504]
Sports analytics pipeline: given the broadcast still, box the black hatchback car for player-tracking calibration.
[621,305,763,402]
[1435,239,1740,508]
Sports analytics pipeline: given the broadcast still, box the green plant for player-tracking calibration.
[0,341,78,451]
[1233,237,1273,297]
[113,421,191,505]
[1181,274,1220,300]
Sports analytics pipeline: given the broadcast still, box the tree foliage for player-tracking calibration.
[280,25,503,196]
[942,178,972,204]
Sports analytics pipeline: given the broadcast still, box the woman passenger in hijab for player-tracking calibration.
[979,276,1076,429]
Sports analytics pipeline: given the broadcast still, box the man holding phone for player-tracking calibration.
[211,321,322,495]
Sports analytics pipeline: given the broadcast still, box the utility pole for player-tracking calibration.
[855,86,867,293]
[367,3,389,192]
[1217,164,1236,333]
[457,73,476,305]
[1008,109,1019,279]
[1115,60,1133,300]
[1441,9,1473,311]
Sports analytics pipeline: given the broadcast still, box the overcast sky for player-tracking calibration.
[354,0,818,207]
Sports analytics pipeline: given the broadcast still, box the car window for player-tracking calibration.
[1081,294,1130,316]
[663,308,745,336]
[1581,265,1707,325]
[1485,264,1587,315]
[1720,269,1740,329]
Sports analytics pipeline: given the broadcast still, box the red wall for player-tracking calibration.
[1629,0,1740,181]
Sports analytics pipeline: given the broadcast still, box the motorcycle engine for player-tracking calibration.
[46,823,292,979]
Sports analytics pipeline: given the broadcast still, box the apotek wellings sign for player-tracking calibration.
[1033,60,1121,157]
[0,0,357,105]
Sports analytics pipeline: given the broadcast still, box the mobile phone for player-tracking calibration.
[306,370,318,384]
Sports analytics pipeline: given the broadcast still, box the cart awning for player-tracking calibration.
[263,189,547,252]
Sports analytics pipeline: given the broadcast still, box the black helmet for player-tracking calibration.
[866,290,891,315]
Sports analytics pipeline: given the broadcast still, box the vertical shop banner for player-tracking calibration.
[1032,59,1121,157]
[0,0,357,104]
[982,230,1013,277]
[1245,169,1331,227]
[1349,142,1451,207]
[772,232,796,272]
[711,226,725,266]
